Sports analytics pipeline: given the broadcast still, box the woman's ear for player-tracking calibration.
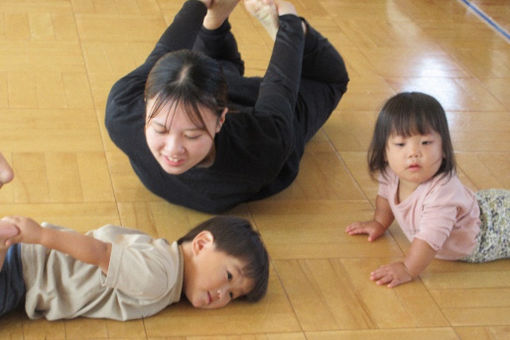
[215,108,229,133]
[191,230,214,256]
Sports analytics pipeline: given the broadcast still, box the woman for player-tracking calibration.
[105,0,349,213]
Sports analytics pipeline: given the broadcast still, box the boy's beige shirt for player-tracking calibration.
[21,223,183,321]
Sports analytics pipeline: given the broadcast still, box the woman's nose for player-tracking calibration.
[164,134,184,154]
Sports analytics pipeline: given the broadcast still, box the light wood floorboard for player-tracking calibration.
[1,0,510,339]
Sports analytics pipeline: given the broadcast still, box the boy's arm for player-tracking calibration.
[3,216,112,274]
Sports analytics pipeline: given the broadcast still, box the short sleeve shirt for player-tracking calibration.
[21,223,183,320]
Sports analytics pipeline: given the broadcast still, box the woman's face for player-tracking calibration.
[145,97,226,175]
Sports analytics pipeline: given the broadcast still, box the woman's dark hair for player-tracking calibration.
[368,91,456,179]
[145,49,228,134]
[178,216,269,303]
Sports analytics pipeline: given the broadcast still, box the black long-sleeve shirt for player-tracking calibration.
[105,0,348,213]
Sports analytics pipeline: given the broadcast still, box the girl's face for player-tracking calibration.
[385,130,444,190]
[145,98,226,175]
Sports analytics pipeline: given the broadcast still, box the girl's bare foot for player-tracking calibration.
[244,0,279,40]
[203,0,241,30]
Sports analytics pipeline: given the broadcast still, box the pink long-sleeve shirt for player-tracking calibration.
[378,169,481,260]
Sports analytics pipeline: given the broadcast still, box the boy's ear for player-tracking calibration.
[191,230,215,256]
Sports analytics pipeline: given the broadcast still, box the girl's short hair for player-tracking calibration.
[177,216,269,303]
[145,49,228,134]
[368,91,456,179]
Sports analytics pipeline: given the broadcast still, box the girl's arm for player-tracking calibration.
[371,238,437,288]
[346,195,394,242]
[3,216,111,274]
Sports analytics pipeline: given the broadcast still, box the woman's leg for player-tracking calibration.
[194,0,245,76]
[463,189,510,263]
[295,21,349,143]
[244,0,279,40]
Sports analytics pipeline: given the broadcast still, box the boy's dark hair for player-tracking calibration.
[145,49,228,137]
[177,216,269,302]
[368,91,456,179]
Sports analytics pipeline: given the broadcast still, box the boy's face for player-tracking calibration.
[184,231,254,309]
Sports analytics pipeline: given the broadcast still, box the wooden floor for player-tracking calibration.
[1,0,510,339]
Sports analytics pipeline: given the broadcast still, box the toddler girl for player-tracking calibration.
[346,92,510,287]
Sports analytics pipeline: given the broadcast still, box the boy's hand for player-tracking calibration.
[0,220,19,248]
[1,216,43,246]
[345,220,386,242]
[370,261,413,288]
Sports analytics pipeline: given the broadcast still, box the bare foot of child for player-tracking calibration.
[0,153,14,188]
[203,0,241,30]
[244,0,279,40]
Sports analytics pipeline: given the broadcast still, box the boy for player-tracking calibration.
[0,215,269,320]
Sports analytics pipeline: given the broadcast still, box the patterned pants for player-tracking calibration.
[462,189,510,263]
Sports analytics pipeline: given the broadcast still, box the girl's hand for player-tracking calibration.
[1,216,43,246]
[370,261,413,288]
[345,220,386,242]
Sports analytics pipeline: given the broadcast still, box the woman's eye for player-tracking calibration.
[185,134,201,140]
[422,140,432,145]
[229,292,234,299]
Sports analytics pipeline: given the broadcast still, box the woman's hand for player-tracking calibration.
[345,220,387,242]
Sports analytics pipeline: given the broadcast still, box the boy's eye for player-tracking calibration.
[227,271,233,281]
[229,292,234,299]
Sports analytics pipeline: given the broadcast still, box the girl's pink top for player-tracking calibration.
[378,169,481,260]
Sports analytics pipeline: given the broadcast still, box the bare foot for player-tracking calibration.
[0,153,13,188]
[203,0,241,30]
[244,0,279,40]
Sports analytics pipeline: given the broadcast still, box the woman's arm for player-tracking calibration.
[3,216,112,274]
